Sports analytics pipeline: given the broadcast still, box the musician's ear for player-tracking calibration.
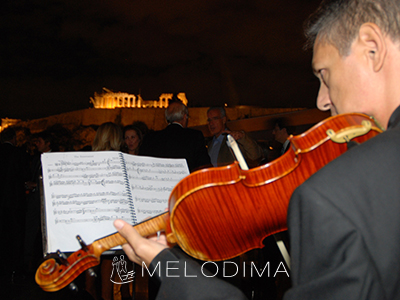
[357,23,387,72]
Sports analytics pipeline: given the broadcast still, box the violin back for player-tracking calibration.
[168,113,382,261]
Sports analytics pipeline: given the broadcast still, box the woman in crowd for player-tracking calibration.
[123,125,143,155]
[89,122,124,300]
[92,122,123,151]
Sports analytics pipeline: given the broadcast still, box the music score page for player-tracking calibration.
[41,151,189,253]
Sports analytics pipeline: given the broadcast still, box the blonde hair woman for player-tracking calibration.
[92,122,123,151]
[88,122,123,300]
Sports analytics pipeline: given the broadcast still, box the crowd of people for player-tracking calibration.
[0,102,272,299]
[3,0,400,299]
[113,0,400,299]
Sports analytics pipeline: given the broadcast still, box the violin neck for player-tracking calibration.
[91,212,168,256]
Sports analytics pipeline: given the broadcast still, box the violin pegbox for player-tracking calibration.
[35,235,100,292]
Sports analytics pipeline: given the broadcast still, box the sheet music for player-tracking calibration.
[123,154,189,222]
[41,151,189,253]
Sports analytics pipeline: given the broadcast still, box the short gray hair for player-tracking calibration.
[165,102,188,123]
[304,0,400,55]
[207,107,226,118]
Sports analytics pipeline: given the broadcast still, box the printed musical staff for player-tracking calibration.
[41,151,189,252]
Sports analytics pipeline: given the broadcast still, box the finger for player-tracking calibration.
[121,243,141,264]
[114,219,142,248]
[114,220,150,264]
[230,131,243,140]
[230,134,239,140]
[148,232,168,246]
[114,219,168,265]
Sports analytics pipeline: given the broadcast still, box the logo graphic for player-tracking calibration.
[110,255,135,284]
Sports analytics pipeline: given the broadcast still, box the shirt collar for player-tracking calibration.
[213,133,225,143]
[170,122,183,128]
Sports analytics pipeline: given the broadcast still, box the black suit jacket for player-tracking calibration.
[285,106,400,300]
[142,107,400,300]
[0,142,30,209]
[0,143,31,273]
[139,123,211,172]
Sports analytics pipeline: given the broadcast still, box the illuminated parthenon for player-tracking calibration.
[90,88,188,109]
[0,118,20,132]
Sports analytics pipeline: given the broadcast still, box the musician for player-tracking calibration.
[285,0,400,298]
[114,0,400,299]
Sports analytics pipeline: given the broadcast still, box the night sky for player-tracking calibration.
[2,0,322,120]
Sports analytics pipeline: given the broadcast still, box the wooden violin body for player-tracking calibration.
[36,113,382,291]
[166,113,382,261]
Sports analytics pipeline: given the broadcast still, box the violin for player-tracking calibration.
[36,112,382,292]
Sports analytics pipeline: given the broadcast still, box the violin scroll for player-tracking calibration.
[36,249,100,292]
[36,212,169,292]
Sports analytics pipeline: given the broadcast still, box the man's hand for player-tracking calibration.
[223,130,244,140]
[114,219,169,266]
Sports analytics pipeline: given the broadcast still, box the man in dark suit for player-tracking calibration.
[284,1,400,298]
[207,107,263,168]
[0,127,30,282]
[272,120,296,156]
[24,130,54,274]
[139,101,211,173]
[261,119,297,164]
[113,1,400,299]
